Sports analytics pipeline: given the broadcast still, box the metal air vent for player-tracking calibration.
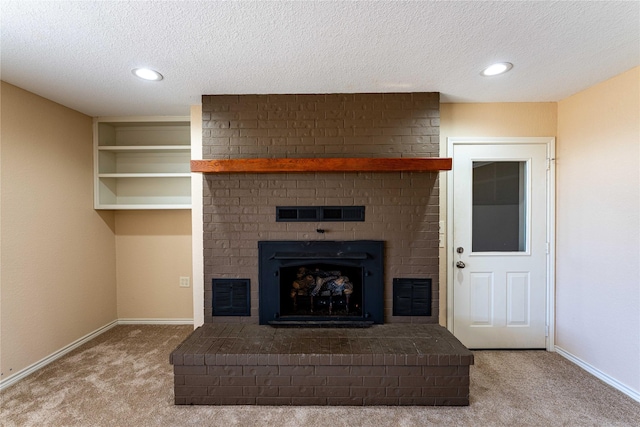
[212,279,251,316]
[392,278,432,316]
[276,206,365,222]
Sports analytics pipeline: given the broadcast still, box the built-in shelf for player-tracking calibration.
[98,173,192,178]
[190,157,452,173]
[93,116,191,210]
[98,145,189,152]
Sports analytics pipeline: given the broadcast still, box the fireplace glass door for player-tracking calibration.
[280,263,363,318]
[258,240,384,325]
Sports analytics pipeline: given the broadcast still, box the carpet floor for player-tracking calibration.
[1,325,638,427]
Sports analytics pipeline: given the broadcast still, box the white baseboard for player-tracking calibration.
[554,346,640,403]
[0,318,194,391]
[0,320,118,391]
[117,318,194,325]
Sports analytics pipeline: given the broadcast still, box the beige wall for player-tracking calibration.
[556,67,640,393]
[440,103,558,139]
[438,103,558,323]
[115,210,193,320]
[0,82,117,379]
[0,82,193,385]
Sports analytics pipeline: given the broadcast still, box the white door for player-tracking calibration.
[449,138,553,349]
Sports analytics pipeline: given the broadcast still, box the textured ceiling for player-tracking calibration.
[1,1,639,117]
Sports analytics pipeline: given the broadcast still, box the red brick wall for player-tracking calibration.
[202,93,440,323]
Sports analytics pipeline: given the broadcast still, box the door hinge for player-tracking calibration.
[546,158,551,170]
[546,242,550,254]
[545,325,549,337]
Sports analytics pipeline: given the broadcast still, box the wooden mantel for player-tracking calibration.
[190,157,452,173]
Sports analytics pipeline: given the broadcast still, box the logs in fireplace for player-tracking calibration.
[258,241,384,326]
[290,266,354,315]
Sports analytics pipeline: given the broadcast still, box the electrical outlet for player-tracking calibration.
[179,277,190,288]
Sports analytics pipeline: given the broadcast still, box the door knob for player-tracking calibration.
[456,261,466,269]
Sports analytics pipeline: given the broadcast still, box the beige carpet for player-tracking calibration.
[1,325,638,427]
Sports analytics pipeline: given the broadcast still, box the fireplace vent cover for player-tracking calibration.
[392,278,432,316]
[276,206,365,222]
[212,279,250,316]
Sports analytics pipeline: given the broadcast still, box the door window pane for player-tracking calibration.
[472,161,526,252]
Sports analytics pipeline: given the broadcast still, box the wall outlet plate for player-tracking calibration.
[179,277,190,288]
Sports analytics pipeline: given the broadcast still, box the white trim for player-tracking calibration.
[117,318,194,325]
[545,139,556,351]
[446,137,556,350]
[0,320,118,391]
[190,105,204,328]
[555,346,640,403]
[446,137,553,146]
[94,115,191,123]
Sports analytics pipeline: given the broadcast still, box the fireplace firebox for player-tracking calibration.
[258,240,384,325]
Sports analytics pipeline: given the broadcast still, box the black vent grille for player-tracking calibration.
[212,279,250,316]
[276,206,365,222]
[392,278,432,316]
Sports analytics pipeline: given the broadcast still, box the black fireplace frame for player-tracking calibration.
[258,240,384,325]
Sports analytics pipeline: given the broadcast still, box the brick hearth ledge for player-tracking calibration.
[170,324,473,406]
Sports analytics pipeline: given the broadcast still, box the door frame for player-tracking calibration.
[446,137,556,351]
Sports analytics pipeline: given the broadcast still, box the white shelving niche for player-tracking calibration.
[94,116,191,209]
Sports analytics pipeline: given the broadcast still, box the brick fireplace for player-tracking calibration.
[201,93,441,324]
[169,93,474,406]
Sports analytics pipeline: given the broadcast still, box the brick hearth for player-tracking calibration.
[170,324,473,406]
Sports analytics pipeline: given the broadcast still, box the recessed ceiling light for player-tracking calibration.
[481,62,513,76]
[132,68,163,81]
